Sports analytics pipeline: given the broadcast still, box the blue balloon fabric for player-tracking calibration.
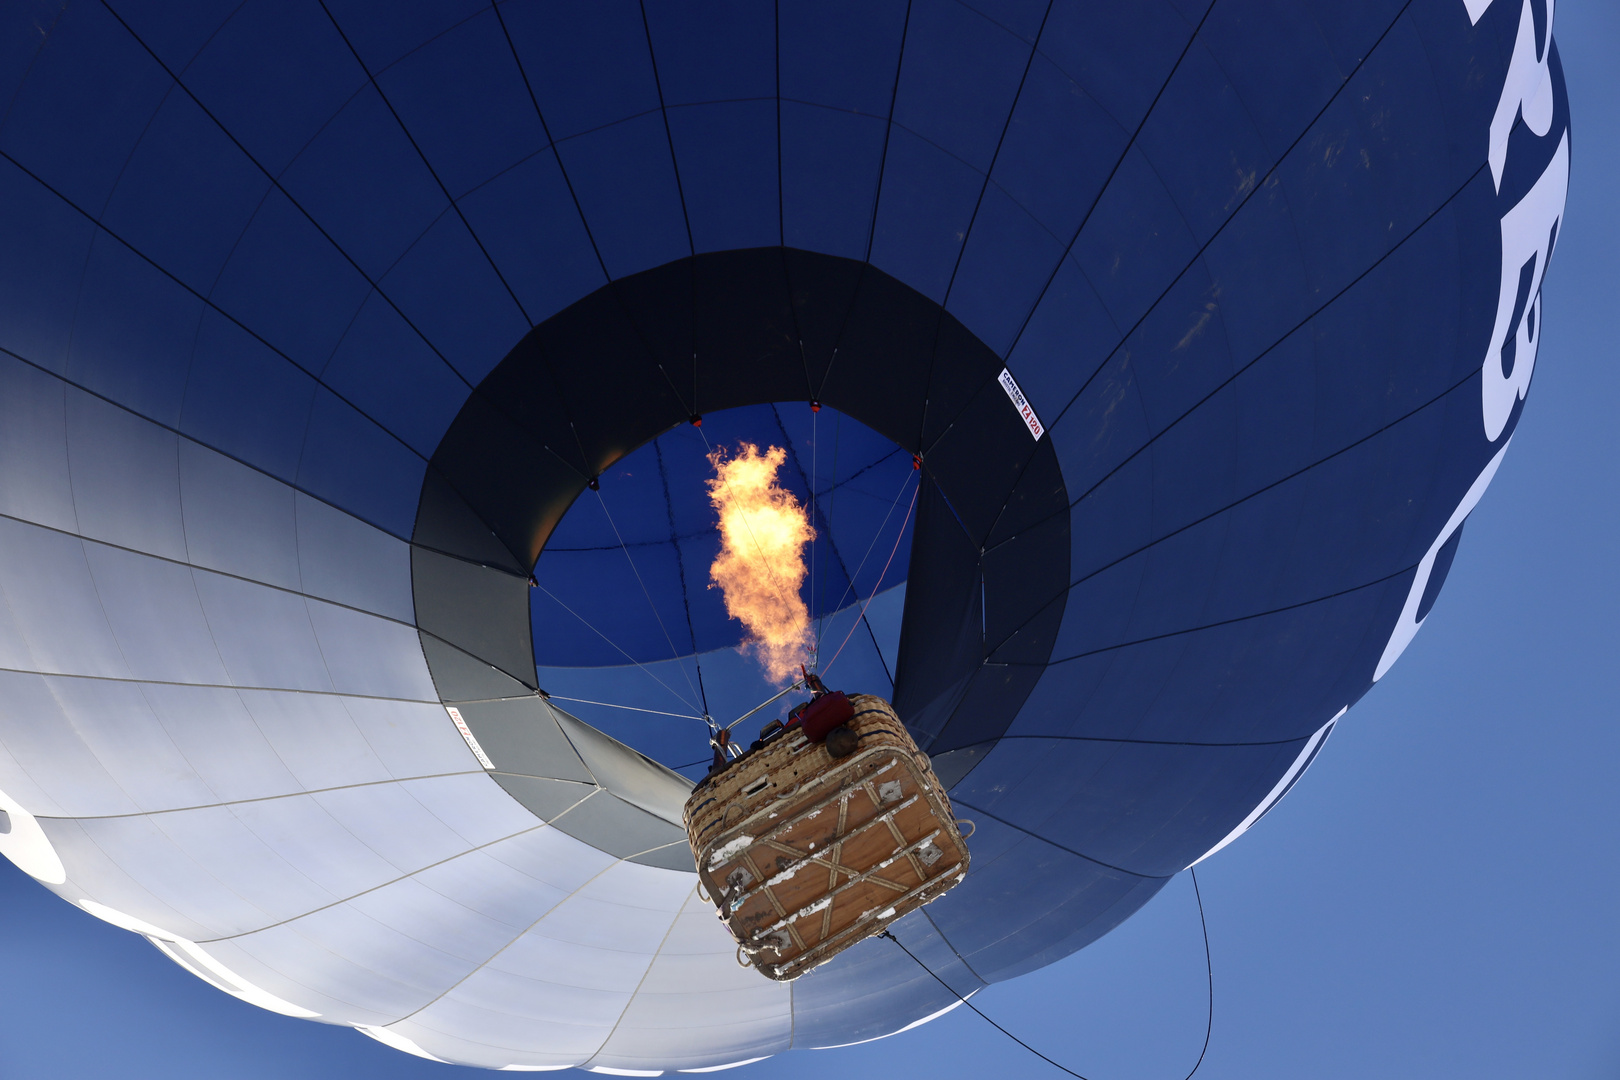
[0,0,1569,1071]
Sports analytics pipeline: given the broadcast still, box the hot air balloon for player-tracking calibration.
[0,0,1568,1071]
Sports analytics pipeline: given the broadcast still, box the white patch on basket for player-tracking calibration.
[794,896,832,920]
[707,835,753,870]
[918,842,943,867]
[878,780,903,803]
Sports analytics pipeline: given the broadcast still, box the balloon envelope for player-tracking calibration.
[0,0,1568,1071]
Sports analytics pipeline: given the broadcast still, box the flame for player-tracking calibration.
[706,443,815,683]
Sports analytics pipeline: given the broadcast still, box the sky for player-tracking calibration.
[3,3,1618,1078]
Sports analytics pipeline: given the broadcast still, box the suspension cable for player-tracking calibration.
[814,462,917,658]
[654,438,712,718]
[882,867,1213,1080]
[820,472,918,677]
[542,695,708,722]
[819,410,842,653]
[810,402,818,669]
[593,487,706,711]
[724,677,807,732]
[530,579,701,714]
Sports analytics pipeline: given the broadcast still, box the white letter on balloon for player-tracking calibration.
[1481,131,1567,443]
[1374,0,1569,682]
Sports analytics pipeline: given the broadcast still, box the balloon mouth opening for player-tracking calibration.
[414,246,1069,799]
[530,401,917,779]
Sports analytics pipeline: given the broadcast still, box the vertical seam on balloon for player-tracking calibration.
[633,0,703,415]
[96,0,481,392]
[968,0,1423,546]
[179,556,239,715]
[63,534,142,690]
[912,10,1220,457]
[49,317,88,543]
[0,149,459,526]
[299,593,347,698]
[919,0,1058,447]
[579,884,690,1069]
[773,4,817,405]
[813,0,916,405]
[89,65,179,223]
[191,818,557,944]
[235,679,323,813]
[961,8,1234,547]
[977,156,1474,649]
[489,3,613,288]
[635,0,696,259]
[381,853,635,1027]
[979,365,1478,660]
[774,0,785,249]
[11,297,537,582]
[21,543,165,817]
[490,4,696,422]
[996,0,1246,371]
[20,10,570,573]
[978,157,1487,599]
[131,680,239,815]
[862,0,915,266]
[356,6,493,87]
[312,0,536,328]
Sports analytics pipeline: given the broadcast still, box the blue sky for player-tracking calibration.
[3,2,1618,1077]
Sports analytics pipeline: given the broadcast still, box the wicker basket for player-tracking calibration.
[683,694,969,981]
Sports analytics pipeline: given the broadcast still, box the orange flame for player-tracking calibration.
[706,443,815,684]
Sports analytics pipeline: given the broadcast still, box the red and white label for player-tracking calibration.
[445,706,495,770]
[998,368,1044,440]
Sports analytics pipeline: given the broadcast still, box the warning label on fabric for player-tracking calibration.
[998,368,1044,440]
[445,706,495,770]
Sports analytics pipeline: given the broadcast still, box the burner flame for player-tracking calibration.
[706,443,815,684]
